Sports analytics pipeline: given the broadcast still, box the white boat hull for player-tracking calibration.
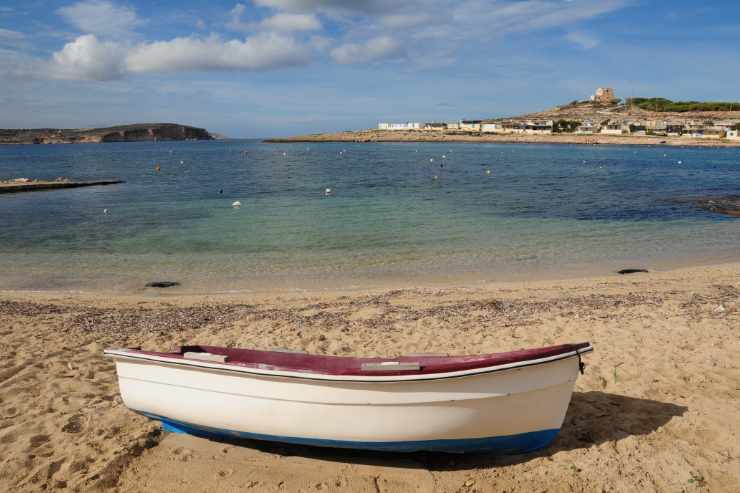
[109,349,589,453]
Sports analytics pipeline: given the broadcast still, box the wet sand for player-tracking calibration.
[1,263,739,492]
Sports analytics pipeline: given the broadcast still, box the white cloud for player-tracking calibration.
[126,33,311,73]
[261,13,321,31]
[331,36,402,64]
[51,34,127,80]
[451,0,628,35]
[253,0,391,14]
[228,3,321,32]
[226,3,250,31]
[57,0,140,38]
[24,0,631,83]
[47,32,312,80]
[380,13,433,29]
[566,30,600,49]
[0,47,46,80]
[0,28,24,41]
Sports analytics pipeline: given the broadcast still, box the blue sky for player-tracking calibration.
[1,1,739,137]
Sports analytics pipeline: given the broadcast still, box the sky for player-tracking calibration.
[0,0,739,137]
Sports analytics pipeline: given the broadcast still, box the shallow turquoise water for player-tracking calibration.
[0,140,738,291]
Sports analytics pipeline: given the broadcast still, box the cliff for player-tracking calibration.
[0,123,213,144]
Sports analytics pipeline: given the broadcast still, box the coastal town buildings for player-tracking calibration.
[524,120,553,134]
[423,122,447,131]
[378,122,421,130]
[375,87,740,140]
[575,120,597,135]
[460,120,482,131]
[600,122,627,135]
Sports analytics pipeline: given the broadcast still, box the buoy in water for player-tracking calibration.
[429,158,434,162]
[154,164,161,172]
[432,175,439,180]
[325,188,333,196]
[232,201,241,208]
[180,160,184,165]
[486,169,492,175]
[103,208,109,214]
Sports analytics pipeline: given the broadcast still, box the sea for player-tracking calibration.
[1,140,739,292]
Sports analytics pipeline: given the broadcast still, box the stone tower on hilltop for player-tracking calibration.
[590,87,616,104]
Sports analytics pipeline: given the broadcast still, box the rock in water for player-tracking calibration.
[693,196,740,217]
[146,281,180,288]
[617,269,649,275]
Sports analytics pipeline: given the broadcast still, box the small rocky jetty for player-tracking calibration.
[670,195,740,218]
[692,196,740,217]
[0,177,124,193]
[0,123,213,145]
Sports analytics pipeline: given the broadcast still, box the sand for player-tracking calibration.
[1,263,739,492]
[265,129,740,147]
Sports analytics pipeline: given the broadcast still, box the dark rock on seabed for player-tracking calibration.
[145,281,181,288]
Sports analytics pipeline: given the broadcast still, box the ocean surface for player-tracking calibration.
[1,140,739,292]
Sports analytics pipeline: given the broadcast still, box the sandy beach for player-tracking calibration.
[1,263,738,492]
[265,129,740,147]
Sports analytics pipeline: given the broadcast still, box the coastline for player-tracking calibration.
[265,129,740,147]
[1,261,739,491]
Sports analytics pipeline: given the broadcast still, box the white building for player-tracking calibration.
[423,122,447,131]
[523,120,553,135]
[481,123,500,133]
[575,120,597,135]
[378,122,421,130]
[498,121,526,134]
[600,121,628,135]
[460,120,482,132]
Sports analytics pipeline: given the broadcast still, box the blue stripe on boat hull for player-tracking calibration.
[140,412,560,454]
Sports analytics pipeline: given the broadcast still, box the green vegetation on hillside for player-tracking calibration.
[627,98,740,112]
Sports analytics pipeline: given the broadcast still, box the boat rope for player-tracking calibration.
[577,351,585,374]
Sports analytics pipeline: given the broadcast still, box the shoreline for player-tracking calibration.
[265,130,740,147]
[2,259,739,303]
[2,247,740,296]
[1,261,739,491]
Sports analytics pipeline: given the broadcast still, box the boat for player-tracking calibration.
[105,342,593,454]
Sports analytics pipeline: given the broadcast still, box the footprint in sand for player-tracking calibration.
[0,429,18,444]
[62,415,83,434]
[28,434,50,449]
[172,447,194,462]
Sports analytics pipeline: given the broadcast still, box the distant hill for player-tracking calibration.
[0,123,213,144]
[508,98,740,124]
[626,98,740,113]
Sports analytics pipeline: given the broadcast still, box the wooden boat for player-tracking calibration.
[105,342,593,454]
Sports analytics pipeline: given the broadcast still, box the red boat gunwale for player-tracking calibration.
[121,342,592,377]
